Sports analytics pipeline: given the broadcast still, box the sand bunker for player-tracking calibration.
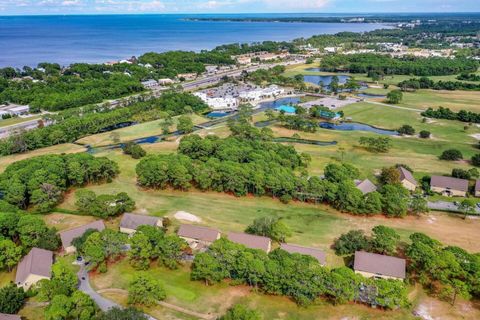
[174,211,202,222]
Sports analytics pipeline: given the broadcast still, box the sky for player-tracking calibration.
[0,0,478,15]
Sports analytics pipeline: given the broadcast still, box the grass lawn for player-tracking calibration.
[266,101,479,179]
[57,147,480,253]
[0,269,15,287]
[0,143,86,173]
[76,114,207,147]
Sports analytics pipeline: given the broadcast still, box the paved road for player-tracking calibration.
[77,265,157,320]
[428,201,480,214]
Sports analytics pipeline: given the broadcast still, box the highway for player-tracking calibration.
[0,59,305,139]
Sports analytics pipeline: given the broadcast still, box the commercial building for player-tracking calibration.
[193,92,239,110]
[59,220,105,254]
[141,79,158,89]
[354,251,406,280]
[430,176,469,197]
[120,213,162,235]
[227,232,271,252]
[15,248,53,289]
[177,73,197,81]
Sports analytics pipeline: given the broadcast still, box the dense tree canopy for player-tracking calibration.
[0,153,118,212]
[321,54,478,76]
[191,238,408,308]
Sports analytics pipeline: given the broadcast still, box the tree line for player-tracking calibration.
[136,133,423,217]
[0,153,118,212]
[0,91,208,156]
[320,54,479,76]
[191,237,408,308]
[398,77,480,91]
[421,106,480,124]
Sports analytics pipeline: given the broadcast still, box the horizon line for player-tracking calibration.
[1,11,480,17]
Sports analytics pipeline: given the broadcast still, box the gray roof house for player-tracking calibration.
[227,232,272,252]
[354,179,377,195]
[15,247,53,289]
[177,224,221,244]
[120,213,162,234]
[430,175,469,197]
[0,314,22,320]
[280,243,326,265]
[354,251,406,280]
[59,220,105,253]
[398,167,417,191]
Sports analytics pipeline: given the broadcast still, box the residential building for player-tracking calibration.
[120,213,163,235]
[59,220,105,254]
[0,314,22,320]
[430,176,469,197]
[354,179,377,195]
[353,251,406,280]
[280,243,326,265]
[398,167,417,191]
[475,180,480,197]
[15,248,53,290]
[227,232,272,252]
[141,79,158,89]
[177,224,221,249]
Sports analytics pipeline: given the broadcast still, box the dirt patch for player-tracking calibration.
[174,211,202,222]
[470,133,480,140]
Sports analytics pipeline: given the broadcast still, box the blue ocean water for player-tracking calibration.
[0,14,387,67]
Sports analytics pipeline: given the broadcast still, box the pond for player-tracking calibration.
[206,111,232,118]
[303,75,350,87]
[357,93,386,99]
[273,137,337,146]
[319,122,398,136]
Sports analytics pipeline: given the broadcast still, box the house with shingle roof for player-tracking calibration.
[227,232,271,253]
[280,243,326,265]
[120,213,162,235]
[430,175,468,197]
[475,180,480,197]
[59,220,105,254]
[398,167,417,191]
[354,179,377,195]
[0,313,22,320]
[15,248,53,290]
[177,224,221,249]
[354,251,406,280]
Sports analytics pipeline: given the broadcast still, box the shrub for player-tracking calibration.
[451,168,470,180]
[419,130,431,138]
[122,142,147,159]
[471,154,480,167]
[397,125,415,136]
[439,149,463,161]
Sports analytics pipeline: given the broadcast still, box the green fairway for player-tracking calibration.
[76,114,207,147]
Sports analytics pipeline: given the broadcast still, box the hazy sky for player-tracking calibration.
[0,0,478,15]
